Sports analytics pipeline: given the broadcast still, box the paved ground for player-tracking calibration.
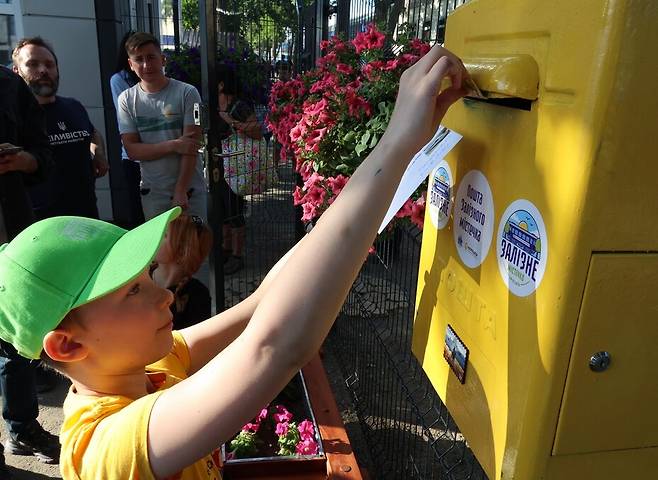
[0,374,68,479]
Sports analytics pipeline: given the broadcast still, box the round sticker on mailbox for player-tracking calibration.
[453,170,494,268]
[497,199,548,297]
[428,161,453,230]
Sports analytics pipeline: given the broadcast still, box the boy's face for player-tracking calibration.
[69,268,174,372]
[127,43,165,83]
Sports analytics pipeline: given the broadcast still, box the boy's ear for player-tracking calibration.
[43,330,87,363]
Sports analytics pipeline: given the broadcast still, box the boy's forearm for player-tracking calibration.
[174,154,196,195]
[249,136,411,367]
[125,140,176,161]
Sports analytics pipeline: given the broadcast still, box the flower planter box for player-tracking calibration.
[221,354,363,479]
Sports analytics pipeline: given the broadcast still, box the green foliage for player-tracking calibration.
[229,431,259,458]
[277,422,301,456]
[182,0,200,31]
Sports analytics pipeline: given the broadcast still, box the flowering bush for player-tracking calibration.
[227,404,320,459]
[267,24,431,230]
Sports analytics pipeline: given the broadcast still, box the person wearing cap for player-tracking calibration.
[0,46,467,478]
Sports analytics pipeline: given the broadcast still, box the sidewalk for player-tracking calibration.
[0,374,67,479]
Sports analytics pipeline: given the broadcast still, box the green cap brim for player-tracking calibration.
[73,207,182,309]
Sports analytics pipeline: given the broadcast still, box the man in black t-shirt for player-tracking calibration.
[13,37,108,220]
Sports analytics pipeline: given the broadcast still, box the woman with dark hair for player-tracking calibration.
[109,31,144,227]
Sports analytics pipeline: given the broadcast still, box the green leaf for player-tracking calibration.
[343,131,355,142]
[355,143,367,155]
[369,134,379,149]
[336,163,349,173]
[361,131,371,144]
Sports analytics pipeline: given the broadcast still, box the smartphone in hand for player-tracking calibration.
[0,143,23,157]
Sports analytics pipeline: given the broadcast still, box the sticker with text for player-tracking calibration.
[453,170,494,268]
[428,161,453,230]
[497,199,548,297]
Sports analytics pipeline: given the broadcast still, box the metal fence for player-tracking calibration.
[315,0,488,478]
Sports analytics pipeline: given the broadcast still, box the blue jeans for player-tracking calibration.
[0,339,38,436]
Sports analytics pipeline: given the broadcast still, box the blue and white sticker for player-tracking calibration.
[496,199,548,297]
[453,170,494,268]
[428,161,453,230]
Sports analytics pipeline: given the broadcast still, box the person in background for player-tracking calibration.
[217,65,263,274]
[110,30,144,228]
[12,37,108,220]
[151,215,213,329]
[0,65,58,477]
[118,32,206,221]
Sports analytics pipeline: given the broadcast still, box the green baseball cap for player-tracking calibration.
[0,207,181,359]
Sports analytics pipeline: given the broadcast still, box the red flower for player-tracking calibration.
[293,186,306,205]
[352,24,386,54]
[345,89,372,118]
[336,63,353,75]
[410,38,431,56]
[327,175,349,196]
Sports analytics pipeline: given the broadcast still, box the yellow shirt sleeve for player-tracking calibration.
[60,331,221,480]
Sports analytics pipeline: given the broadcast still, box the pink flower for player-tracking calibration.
[352,24,386,54]
[303,172,325,190]
[295,438,319,455]
[301,202,318,222]
[410,38,431,56]
[327,175,348,196]
[275,422,290,437]
[368,246,376,255]
[305,127,327,152]
[242,422,260,433]
[298,420,315,441]
[297,161,313,181]
[305,184,326,205]
[303,98,328,118]
[395,198,414,218]
[290,123,307,143]
[293,186,307,205]
[345,89,371,118]
[336,63,353,75]
[273,405,294,424]
[410,196,426,229]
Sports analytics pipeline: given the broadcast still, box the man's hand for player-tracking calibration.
[92,155,109,177]
[0,151,38,175]
[171,188,190,210]
[173,132,200,156]
[383,45,469,157]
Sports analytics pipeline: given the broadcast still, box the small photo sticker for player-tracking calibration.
[443,324,469,384]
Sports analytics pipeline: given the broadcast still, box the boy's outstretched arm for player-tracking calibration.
[148,46,467,477]
[180,238,304,374]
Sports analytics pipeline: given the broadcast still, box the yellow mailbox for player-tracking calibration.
[413,0,658,478]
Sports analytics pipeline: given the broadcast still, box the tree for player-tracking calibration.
[374,0,405,36]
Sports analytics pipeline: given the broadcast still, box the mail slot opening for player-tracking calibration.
[464,96,533,111]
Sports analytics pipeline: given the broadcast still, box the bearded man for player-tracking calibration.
[12,37,108,219]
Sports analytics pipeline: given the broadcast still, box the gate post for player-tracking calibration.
[199,0,225,314]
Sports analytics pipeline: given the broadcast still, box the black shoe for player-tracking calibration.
[4,420,60,464]
[0,454,12,479]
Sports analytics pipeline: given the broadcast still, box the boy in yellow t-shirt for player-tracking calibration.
[0,45,467,479]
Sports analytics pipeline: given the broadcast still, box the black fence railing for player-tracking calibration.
[316,0,488,478]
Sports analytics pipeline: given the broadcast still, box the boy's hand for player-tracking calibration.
[383,45,468,157]
[172,188,190,210]
[173,132,200,156]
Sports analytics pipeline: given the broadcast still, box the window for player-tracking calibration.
[0,14,16,66]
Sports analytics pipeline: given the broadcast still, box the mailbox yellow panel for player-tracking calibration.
[554,254,658,455]
[413,0,658,478]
